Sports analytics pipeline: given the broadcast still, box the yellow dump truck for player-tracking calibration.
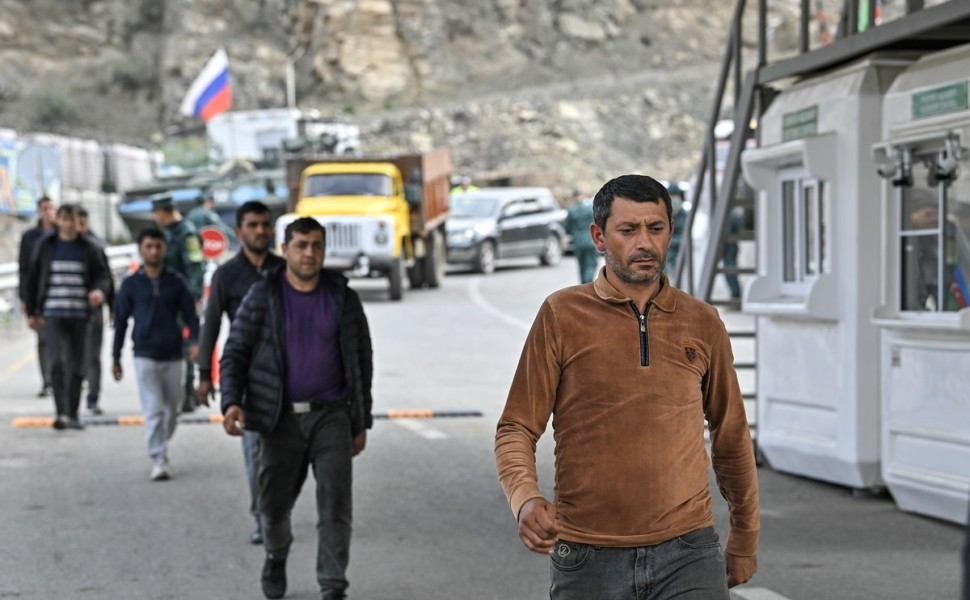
[276,147,452,300]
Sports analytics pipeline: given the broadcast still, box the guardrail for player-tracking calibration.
[0,244,139,317]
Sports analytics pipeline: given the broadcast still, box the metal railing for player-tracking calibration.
[0,244,139,317]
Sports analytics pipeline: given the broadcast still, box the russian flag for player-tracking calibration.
[179,48,232,122]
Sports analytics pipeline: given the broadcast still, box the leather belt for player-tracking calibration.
[287,400,342,415]
[289,400,329,414]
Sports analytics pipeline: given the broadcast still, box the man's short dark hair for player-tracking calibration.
[284,217,326,245]
[37,196,52,208]
[592,174,672,231]
[77,206,89,218]
[136,226,167,245]
[236,200,271,228]
[56,203,79,217]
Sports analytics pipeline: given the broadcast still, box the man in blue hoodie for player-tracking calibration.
[112,227,199,481]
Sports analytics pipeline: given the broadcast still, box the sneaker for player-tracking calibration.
[150,459,171,481]
[88,406,104,416]
[321,592,346,600]
[250,528,264,545]
[261,554,287,599]
[66,418,85,430]
[51,416,68,430]
[37,386,51,398]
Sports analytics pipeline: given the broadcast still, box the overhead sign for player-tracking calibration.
[198,226,229,260]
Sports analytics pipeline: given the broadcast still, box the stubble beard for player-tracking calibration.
[289,263,320,282]
[604,249,665,286]
[242,237,270,255]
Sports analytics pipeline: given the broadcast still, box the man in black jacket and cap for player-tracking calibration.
[220,216,373,600]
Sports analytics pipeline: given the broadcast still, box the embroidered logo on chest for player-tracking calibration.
[685,347,697,362]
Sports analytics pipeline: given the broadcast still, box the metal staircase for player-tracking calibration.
[672,0,970,451]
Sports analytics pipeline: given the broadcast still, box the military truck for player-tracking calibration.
[277,147,452,300]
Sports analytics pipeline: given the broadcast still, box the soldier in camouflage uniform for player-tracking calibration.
[151,195,205,413]
[563,190,599,284]
[186,191,238,247]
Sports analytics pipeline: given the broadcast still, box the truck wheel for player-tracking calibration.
[540,234,562,266]
[475,240,496,274]
[389,257,405,301]
[424,230,446,288]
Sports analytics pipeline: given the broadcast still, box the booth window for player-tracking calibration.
[780,171,828,293]
[899,150,970,312]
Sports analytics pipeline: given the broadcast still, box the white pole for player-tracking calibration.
[286,58,296,109]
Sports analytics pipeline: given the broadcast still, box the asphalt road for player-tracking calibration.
[0,256,965,599]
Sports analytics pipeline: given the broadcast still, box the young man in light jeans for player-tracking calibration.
[112,227,199,480]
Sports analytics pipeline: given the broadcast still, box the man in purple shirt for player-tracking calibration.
[220,217,373,600]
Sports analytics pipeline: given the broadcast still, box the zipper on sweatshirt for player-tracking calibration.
[628,301,651,367]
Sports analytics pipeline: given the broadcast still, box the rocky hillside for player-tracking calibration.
[0,0,828,198]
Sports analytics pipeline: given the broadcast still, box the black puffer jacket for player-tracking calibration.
[220,266,373,435]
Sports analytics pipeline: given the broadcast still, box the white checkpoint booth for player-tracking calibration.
[741,56,912,489]
[871,43,970,525]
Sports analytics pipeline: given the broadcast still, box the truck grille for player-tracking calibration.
[325,222,362,251]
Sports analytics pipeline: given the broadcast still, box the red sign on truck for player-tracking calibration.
[198,226,229,260]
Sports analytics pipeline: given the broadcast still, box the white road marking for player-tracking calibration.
[394,418,448,440]
[732,588,795,600]
[467,278,531,332]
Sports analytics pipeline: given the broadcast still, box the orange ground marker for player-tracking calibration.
[386,409,435,419]
[12,417,55,428]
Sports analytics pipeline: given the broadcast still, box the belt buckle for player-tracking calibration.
[291,402,312,414]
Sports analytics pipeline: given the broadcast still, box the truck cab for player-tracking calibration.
[276,148,452,300]
[289,161,409,270]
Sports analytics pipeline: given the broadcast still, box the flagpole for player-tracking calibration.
[286,58,296,109]
[285,44,308,109]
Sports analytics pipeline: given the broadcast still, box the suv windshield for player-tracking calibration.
[305,173,391,197]
[450,194,499,218]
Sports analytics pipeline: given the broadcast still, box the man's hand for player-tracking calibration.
[352,431,367,456]
[517,497,562,554]
[197,380,214,407]
[88,290,104,307]
[27,316,43,331]
[112,362,123,381]
[726,553,757,588]
[187,344,199,362]
[223,405,245,436]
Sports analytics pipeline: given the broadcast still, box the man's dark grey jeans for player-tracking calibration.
[259,405,353,596]
[549,527,730,600]
[46,316,88,419]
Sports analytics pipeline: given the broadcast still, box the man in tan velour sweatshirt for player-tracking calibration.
[496,174,759,600]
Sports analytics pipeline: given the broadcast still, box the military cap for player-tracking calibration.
[150,194,175,212]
